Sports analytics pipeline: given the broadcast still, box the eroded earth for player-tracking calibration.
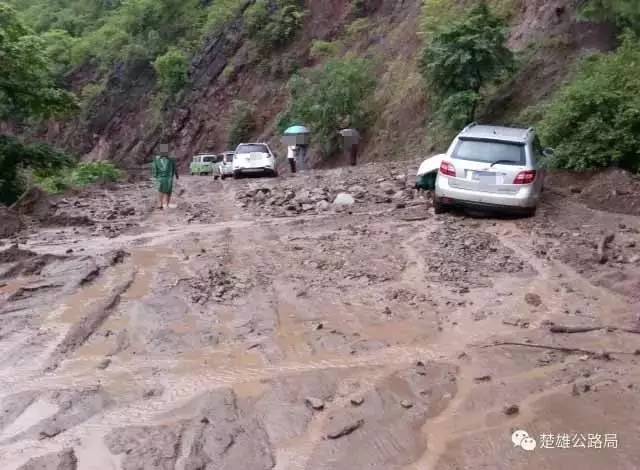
[1,162,640,469]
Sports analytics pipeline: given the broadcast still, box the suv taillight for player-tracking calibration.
[514,170,536,185]
[439,161,456,177]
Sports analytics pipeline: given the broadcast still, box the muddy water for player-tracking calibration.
[1,171,640,469]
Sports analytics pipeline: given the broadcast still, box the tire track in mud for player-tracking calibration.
[44,270,137,372]
[0,345,443,467]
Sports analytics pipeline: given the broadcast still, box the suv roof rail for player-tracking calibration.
[463,122,478,131]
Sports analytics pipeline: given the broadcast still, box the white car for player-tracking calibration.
[232,143,278,178]
[217,151,235,179]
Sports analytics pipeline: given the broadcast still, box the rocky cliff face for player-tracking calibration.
[37,0,615,172]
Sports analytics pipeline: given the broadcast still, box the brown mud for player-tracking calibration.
[1,162,640,469]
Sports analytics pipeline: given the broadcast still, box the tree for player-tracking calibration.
[539,33,640,172]
[580,0,640,33]
[0,4,76,119]
[280,57,376,156]
[228,101,255,148]
[420,2,515,129]
[245,0,305,49]
[0,4,76,204]
[154,47,189,94]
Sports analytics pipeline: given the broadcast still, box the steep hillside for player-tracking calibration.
[18,0,617,171]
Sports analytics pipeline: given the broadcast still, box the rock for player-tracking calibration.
[473,375,491,383]
[348,185,366,198]
[570,186,582,194]
[379,182,395,195]
[395,202,406,209]
[400,400,413,409]
[333,193,355,206]
[255,191,267,202]
[316,200,331,211]
[503,404,519,416]
[524,293,542,307]
[97,359,111,370]
[0,206,22,238]
[143,386,164,399]
[17,448,77,470]
[326,418,364,439]
[304,397,325,411]
[597,233,615,264]
[350,396,364,406]
[630,255,640,263]
[301,204,315,212]
[383,306,392,315]
[11,187,51,220]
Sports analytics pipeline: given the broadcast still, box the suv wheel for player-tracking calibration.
[434,198,447,215]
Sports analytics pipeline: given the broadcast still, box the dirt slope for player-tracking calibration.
[0,165,639,469]
[30,0,614,171]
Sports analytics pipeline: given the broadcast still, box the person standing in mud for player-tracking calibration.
[287,144,298,173]
[152,144,179,210]
[339,127,360,166]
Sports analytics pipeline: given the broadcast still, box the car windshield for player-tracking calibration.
[236,144,268,154]
[224,154,234,162]
[453,138,525,165]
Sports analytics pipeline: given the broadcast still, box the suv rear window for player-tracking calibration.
[202,156,217,163]
[453,138,525,166]
[224,154,234,162]
[236,144,268,154]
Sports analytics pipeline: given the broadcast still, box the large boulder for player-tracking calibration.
[0,206,22,238]
[333,193,355,206]
[11,187,51,219]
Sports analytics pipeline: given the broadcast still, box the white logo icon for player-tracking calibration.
[512,430,537,451]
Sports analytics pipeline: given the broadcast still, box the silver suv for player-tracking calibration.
[434,124,552,216]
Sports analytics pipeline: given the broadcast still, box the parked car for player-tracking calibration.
[190,154,219,176]
[434,123,552,216]
[232,143,278,178]
[216,151,235,179]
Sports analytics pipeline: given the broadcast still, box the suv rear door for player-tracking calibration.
[448,138,527,195]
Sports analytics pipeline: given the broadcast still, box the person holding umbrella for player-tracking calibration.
[283,125,310,174]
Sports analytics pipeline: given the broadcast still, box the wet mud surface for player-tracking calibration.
[1,163,640,469]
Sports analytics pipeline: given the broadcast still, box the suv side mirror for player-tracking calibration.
[543,148,555,158]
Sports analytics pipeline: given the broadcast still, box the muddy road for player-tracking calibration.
[1,162,640,469]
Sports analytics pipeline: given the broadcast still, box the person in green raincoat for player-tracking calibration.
[152,144,179,209]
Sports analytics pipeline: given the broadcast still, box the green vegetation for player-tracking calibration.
[346,18,371,37]
[310,40,341,59]
[36,161,123,194]
[0,4,78,204]
[279,57,376,156]
[539,34,640,172]
[420,2,515,130]
[7,0,248,76]
[245,0,305,49]
[0,4,77,119]
[154,48,189,95]
[580,0,640,32]
[0,136,74,204]
[228,101,256,149]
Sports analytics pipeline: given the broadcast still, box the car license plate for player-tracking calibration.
[472,171,504,185]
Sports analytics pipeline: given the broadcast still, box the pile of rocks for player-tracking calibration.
[236,173,425,217]
[183,267,252,304]
[424,221,532,289]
